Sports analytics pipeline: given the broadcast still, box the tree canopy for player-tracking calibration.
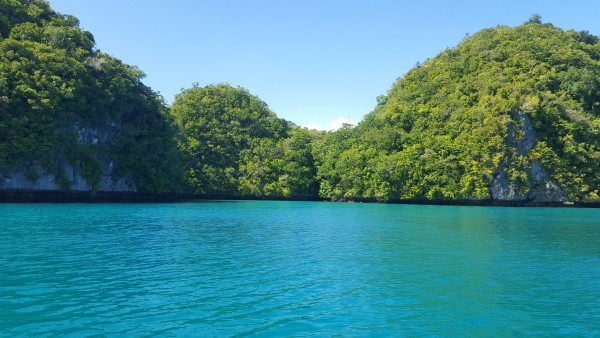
[313,20,600,202]
[3,2,599,204]
[171,83,317,198]
[0,0,182,192]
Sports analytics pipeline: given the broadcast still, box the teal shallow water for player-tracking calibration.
[1,201,599,337]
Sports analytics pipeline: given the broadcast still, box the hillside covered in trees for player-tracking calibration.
[1,1,600,205]
[316,16,600,203]
[0,0,182,194]
[170,84,318,198]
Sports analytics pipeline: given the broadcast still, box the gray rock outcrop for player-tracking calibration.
[489,111,565,202]
[0,122,137,193]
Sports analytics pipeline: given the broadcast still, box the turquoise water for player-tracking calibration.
[1,201,599,337]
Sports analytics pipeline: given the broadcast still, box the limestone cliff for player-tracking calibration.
[490,112,565,202]
[0,123,136,193]
[0,162,136,193]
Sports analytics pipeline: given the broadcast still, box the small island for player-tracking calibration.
[1,2,600,206]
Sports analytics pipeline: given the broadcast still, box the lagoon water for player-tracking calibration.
[1,201,599,337]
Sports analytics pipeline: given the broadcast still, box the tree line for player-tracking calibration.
[2,2,600,202]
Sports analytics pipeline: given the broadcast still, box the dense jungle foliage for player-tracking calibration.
[314,17,600,202]
[171,84,318,198]
[2,2,600,203]
[0,0,181,192]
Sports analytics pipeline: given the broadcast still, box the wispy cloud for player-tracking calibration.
[303,117,356,131]
[328,117,355,131]
[303,123,325,131]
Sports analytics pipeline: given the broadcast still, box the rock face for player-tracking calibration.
[0,123,137,193]
[0,163,136,192]
[74,122,118,146]
[490,111,565,202]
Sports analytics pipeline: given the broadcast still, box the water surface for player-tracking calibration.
[1,201,599,337]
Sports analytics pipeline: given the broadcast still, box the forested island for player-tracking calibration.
[1,1,600,205]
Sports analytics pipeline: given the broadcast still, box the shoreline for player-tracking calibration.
[1,189,599,208]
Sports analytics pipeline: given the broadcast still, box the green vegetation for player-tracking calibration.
[0,0,181,192]
[2,3,599,203]
[313,17,600,202]
[171,83,318,198]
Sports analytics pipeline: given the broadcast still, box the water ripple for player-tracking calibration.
[1,202,599,337]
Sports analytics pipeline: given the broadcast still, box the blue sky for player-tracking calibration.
[48,1,600,130]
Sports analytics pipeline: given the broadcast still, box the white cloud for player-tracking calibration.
[328,117,356,131]
[303,123,325,131]
[302,117,356,131]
